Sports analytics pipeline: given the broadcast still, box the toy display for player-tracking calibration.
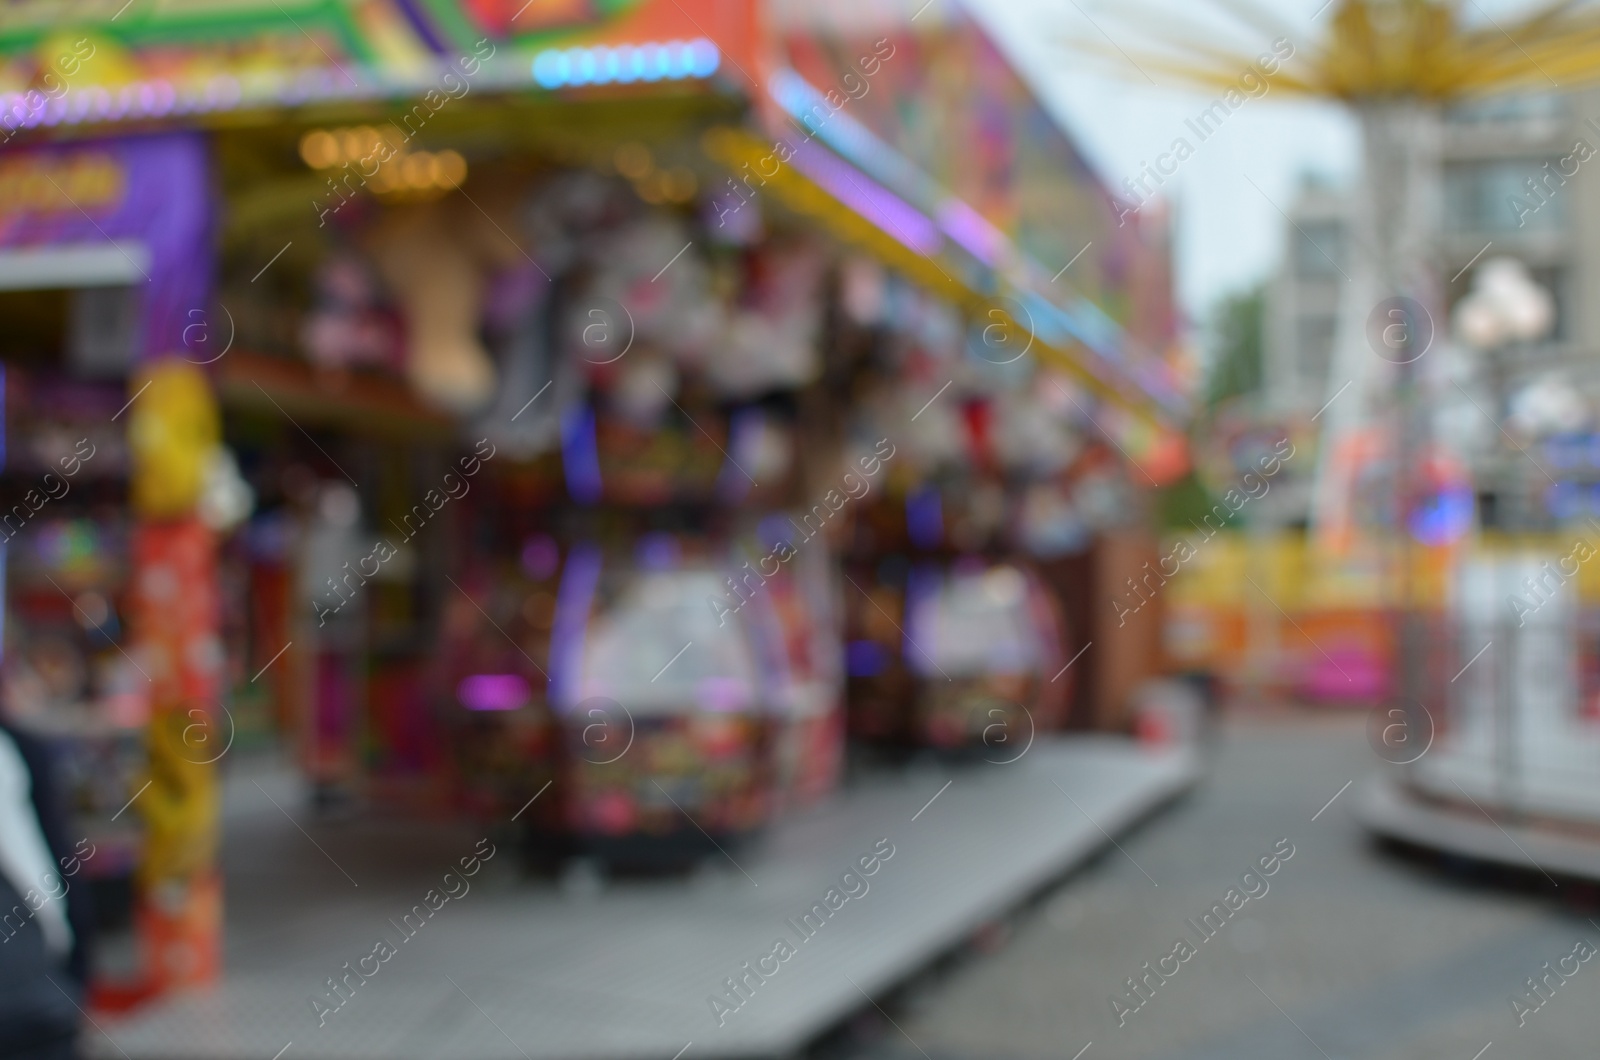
[551,557,777,866]
[364,197,523,413]
[0,369,146,942]
[906,562,1066,751]
[437,543,560,831]
[828,261,1099,749]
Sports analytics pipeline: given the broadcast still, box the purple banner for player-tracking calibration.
[0,132,212,358]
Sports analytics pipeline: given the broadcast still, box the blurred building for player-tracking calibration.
[1440,92,1594,528]
[1264,91,1600,528]
[1263,174,1349,423]
[1440,92,1575,356]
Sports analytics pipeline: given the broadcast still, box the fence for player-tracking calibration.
[1406,551,1600,827]
[1166,533,1600,828]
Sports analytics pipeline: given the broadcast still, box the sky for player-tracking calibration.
[966,0,1569,328]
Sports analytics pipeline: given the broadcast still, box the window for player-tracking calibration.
[1531,265,1567,342]
[1296,315,1337,384]
[1445,159,1567,233]
[1293,221,1345,279]
[1446,93,1565,125]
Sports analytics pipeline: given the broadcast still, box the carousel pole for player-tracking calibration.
[1355,99,1443,772]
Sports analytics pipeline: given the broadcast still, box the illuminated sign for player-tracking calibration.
[0,153,124,223]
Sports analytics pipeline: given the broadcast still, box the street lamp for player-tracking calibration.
[1451,256,1556,813]
[1454,257,1553,357]
[1452,256,1555,528]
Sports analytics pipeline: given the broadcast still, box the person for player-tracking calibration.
[0,724,91,1060]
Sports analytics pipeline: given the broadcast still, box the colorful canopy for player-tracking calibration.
[0,0,1192,431]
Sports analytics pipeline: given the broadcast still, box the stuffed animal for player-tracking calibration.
[365,186,533,414]
[128,359,219,520]
[365,204,497,412]
[137,709,220,889]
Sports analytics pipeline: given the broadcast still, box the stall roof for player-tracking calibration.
[0,0,760,121]
[0,0,1190,432]
[762,0,1190,428]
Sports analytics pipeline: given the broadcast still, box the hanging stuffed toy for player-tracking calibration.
[710,241,827,398]
[365,202,500,413]
[128,359,218,519]
[476,260,563,458]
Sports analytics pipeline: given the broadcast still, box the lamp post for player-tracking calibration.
[1453,257,1556,528]
[1451,256,1554,810]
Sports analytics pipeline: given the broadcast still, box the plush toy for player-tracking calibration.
[137,709,220,889]
[128,359,219,519]
[709,241,827,397]
[477,261,565,457]
[366,193,529,414]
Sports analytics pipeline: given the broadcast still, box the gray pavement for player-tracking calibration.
[826,713,1600,1060]
[91,738,1196,1060]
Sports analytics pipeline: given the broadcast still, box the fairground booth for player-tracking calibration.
[0,0,1191,1005]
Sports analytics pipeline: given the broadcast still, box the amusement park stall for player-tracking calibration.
[0,0,1190,1015]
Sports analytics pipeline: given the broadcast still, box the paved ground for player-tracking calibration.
[819,712,1600,1060]
[91,739,1196,1060]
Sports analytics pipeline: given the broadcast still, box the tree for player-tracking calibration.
[1204,284,1264,409]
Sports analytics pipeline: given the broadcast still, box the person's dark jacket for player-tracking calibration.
[0,723,93,1059]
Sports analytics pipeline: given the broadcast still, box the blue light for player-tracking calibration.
[641,43,666,81]
[690,39,720,77]
[532,51,568,88]
[570,47,596,85]
[1412,485,1475,545]
[560,404,603,505]
[847,640,887,678]
[532,39,720,89]
[906,487,943,550]
[757,515,796,550]
[1547,480,1582,521]
[665,41,691,78]
[619,46,644,83]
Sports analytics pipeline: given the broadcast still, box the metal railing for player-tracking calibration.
[1406,552,1600,827]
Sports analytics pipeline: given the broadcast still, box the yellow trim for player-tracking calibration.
[700,127,1173,435]
[1089,0,1600,103]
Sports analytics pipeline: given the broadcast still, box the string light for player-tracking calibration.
[299,125,466,197]
[532,39,719,90]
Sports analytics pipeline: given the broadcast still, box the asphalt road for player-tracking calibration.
[816,713,1600,1060]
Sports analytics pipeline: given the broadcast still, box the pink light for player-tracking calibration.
[155,81,176,113]
[458,673,533,712]
[695,676,754,713]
